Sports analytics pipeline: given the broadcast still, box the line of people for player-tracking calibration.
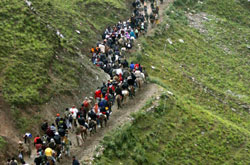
[8,0,163,165]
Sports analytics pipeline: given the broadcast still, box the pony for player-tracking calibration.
[122,90,129,104]
[115,94,122,109]
[79,125,88,141]
[88,120,97,136]
[136,77,144,89]
[99,114,107,128]
[128,85,135,97]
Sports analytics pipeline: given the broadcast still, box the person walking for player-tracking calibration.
[75,126,84,146]
[72,156,80,165]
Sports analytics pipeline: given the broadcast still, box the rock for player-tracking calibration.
[167,91,173,96]
[231,108,237,112]
[179,39,184,43]
[151,66,156,69]
[56,30,65,39]
[203,17,209,21]
[167,38,173,45]
[76,30,81,34]
[247,45,250,49]
[25,0,32,7]
[165,24,170,30]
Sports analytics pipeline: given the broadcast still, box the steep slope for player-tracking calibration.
[94,0,250,164]
[0,0,133,160]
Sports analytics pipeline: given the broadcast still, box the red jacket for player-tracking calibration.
[119,74,123,82]
[34,137,40,144]
[105,94,109,101]
[134,64,139,69]
[95,90,102,99]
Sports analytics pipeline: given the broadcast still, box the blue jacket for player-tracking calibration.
[130,31,135,38]
[130,64,135,70]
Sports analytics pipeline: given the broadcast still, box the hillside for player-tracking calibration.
[0,0,133,159]
[94,0,250,164]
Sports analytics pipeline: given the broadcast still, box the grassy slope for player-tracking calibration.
[94,0,250,164]
[95,96,249,165]
[0,0,131,106]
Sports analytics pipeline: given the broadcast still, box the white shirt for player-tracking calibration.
[69,108,78,119]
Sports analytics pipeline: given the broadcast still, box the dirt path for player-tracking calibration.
[25,84,162,165]
[146,0,174,34]
[65,83,162,165]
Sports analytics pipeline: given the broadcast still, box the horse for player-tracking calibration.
[136,77,144,89]
[54,144,62,162]
[47,156,56,165]
[123,69,130,79]
[122,90,129,104]
[88,120,97,136]
[99,114,107,128]
[79,125,88,140]
[128,85,135,97]
[115,94,122,109]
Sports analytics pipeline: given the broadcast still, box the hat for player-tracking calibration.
[56,113,60,117]
[55,132,59,135]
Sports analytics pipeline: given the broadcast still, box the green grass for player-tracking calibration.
[0,0,132,106]
[0,136,6,151]
[95,96,250,164]
[95,0,250,164]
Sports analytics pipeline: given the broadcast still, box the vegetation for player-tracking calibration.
[95,95,249,164]
[0,136,6,150]
[0,0,132,106]
[95,0,250,164]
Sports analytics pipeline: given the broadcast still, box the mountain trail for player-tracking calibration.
[25,1,173,164]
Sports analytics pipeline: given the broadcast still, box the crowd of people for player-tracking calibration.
[7,0,164,164]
